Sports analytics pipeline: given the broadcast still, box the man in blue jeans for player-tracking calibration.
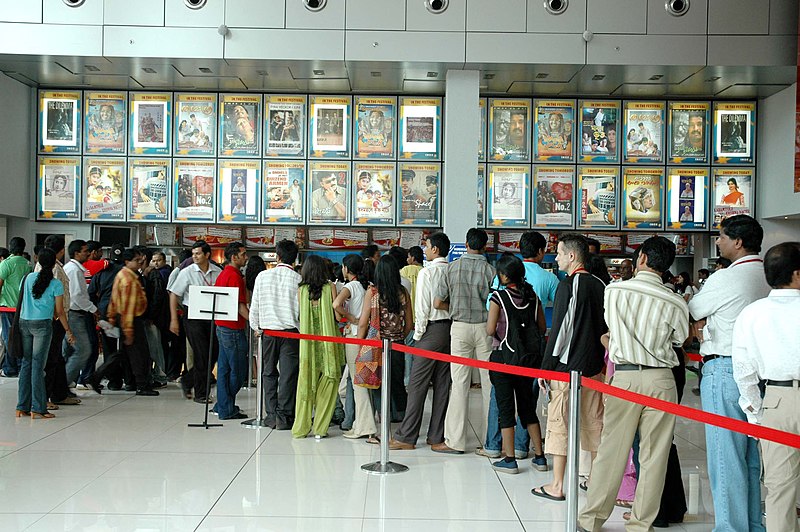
[0,238,33,377]
[688,215,770,532]
[212,242,250,420]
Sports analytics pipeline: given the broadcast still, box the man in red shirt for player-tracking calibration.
[213,242,250,420]
[83,241,109,283]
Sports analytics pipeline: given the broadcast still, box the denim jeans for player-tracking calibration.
[701,357,765,532]
[17,319,53,414]
[77,312,99,384]
[215,326,248,419]
[64,311,92,386]
[342,370,355,430]
[1,312,20,375]
[144,321,167,384]
[485,385,530,453]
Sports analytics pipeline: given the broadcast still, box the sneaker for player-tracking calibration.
[475,447,501,459]
[515,450,529,460]
[532,454,549,472]
[492,458,519,474]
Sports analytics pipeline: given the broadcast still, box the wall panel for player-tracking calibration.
[225,0,284,28]
[708,0,768,35]
[286,0,345,30]
[104,26,223,58]
[0,22,103,55]
[527,0,586,33]
[43,0,103,25]
[345,0,405,30]
[225,29,344,61]
[164,0,224,28]
[707,36,796,66]
[0,0,43,23]
[588,35,706,66]
[467,0,526,33]
[406,0,466,32]
[104,0,164,26]
[586,0,646,34]
[347,31,465,63]
[646,0,708,35]
[467,33,584,64]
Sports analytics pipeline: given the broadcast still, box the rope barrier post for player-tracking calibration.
[242,335,268,429]
[565,370,581,532]
[362,338,408,475]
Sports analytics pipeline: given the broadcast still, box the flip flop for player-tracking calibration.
[616,499,633,508]
[531,485,566,502]
[366,436,380,445]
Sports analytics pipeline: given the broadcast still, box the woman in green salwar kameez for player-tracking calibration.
[292,255,345,438]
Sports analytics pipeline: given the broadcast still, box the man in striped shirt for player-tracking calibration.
[579,236,688,532]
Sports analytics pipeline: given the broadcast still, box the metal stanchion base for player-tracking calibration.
[188,422,223,428]
[361,461,409,475]
[241,418,269,429]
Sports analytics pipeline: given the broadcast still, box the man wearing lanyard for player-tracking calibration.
[688,215,770,532]
[62,239,98,388]
[169,240,222,404]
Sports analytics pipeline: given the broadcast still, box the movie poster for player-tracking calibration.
[37,156,80,220]
[489,99,531,162]
[398,97,442,160]
[621,167,664,230]
[354,96,395,159]
[353,162,396,225]
[84,91,126,154]
[173,159,216,222]
[487,164,530,228]
[308,161,350,225]
[478,99,487,161]
[264,95,306,158]
[39,90,81,154]
[623,101,665,164]
[534,99,576,163]
[533,165,574,228]
[174,93,216,157]
[579,100,620,163]
[219,94,261,157]
[218,160,259,223]
[666,167,708,230]
[668,101,709,164]
[398,162,440,226]
[713,102,755,165]
[477,164,486,226]
[83,158,125,221]
[264,160,305,224]
[712,167,753,229]
[129,93,171,155]
[578,166,619,229]
[309,95,351,158]
[128,159,170,222]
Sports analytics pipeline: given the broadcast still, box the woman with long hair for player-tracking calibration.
[16,248,74,419]
[244,255,266,303]
[332,254,376,439]
[292,255,345,438]
[674,271,698,302]
[358,256,412,430]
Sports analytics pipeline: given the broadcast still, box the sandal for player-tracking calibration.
[46,402,60,410]
[531,485,566,502]
[55,396,81,405]
[366,435,380,445]
[31,411,55,419]
[15,410,30,417]
[616,499,633,508]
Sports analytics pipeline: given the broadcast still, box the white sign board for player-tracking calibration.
[187,286,239,321]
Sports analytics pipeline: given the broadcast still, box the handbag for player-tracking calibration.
[8,273,30,362]
[354,287,382,389]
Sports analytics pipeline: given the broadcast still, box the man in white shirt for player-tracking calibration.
[169,240,222,403]
[249,239,301,430]
[390,232,452,450]
[687,215,770,532]
[732,241,800,532]
[62,239,98,387]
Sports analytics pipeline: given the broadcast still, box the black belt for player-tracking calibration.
[702,354,728,363]
[70,309,91,315]
[615,364,664,371]
[429,319,452,324]
[766,380,800,387]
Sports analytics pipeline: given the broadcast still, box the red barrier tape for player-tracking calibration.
[260,330,800,449]
[0,307,14,313]
[686,351,703,363]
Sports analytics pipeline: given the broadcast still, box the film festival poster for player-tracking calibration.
[219,93,262,157]
[264,160,305,224]
[479,98,487,161]
[578,166,620,229]
[533,165,574,229]
[354,96,396,159]
[622,167,664,230]
[399,97,442,160]
[173,159,216,223]
[713,102,755,165]
[39,90,81,154]
[175,93,217,157]
[129,93,171,156]
[712,167,753,229]
[534,99,576,163]
[308,161,350,225]
[623,101,665,164]
[218,160,260,224]
[489,99,531,162]
[398,162,440,226]
[309,95,351,159]
[353,162,396,225]
[668,101,710,164]
[579,100,620,163]
[487,164,530,228]
[128,158,170,222]
[84,91,126,155]
[477,164,486,226]
[38,156,81,220]
[82,158,126,221]
[264,95,306,158]
[666,167,708,230]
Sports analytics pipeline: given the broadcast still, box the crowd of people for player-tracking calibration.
[1,214,798,530]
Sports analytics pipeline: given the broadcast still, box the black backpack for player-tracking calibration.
[495,289,543,368]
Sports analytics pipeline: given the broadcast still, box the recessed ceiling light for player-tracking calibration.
[427,72,439,78]
[483,73,495,80]
[84,65,100,72]
[704,76,721,82]
[142,67,156,74]
[592,74,605,81]
[371,71,381,77]
[648,74,664,80]
[313,69,325,76]
[256,70,268,76]
[198,67,212,73]
[536,73,549,79]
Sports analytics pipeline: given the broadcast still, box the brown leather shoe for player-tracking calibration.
[389,438,414,450]
[431,442,464,454]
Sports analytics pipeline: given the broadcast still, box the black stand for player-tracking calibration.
[188,290,227,429]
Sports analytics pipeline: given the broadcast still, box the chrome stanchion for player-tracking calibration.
[362,338,408,475]
[565,370,581,532]
[242,334,268,429]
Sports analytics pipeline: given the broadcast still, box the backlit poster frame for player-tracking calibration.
[533,99,576,163]
[398,96,442,161]
[488,98,532,162]
[533,165,575,229]
[353,96,396,159]
[37,156,81,220]
[665,166,709,231]
[352,161,397,226]
[174,92,217,157]
[622,101,665,164]
[578,100,620,163]
[398,162,441,226]
[263,160,306,225]
[219,93,262,157]
[621,166,664,230]
[309,95,351,159]
[128,158,171,222]
[487,164,531,228]
[173,159,216,223]
[217,159,260,224]
[129,92,172,156]
[713,101,756,165]
[82,157,126,221]
[667,101,710,164]
[264,94,306,159]
[577,165,620,229]
[84,91,126,155]
[308,160,351,225]
[39,90,81,154]
[711,167,754,230]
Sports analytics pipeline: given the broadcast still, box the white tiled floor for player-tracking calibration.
[0,373,718,531]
